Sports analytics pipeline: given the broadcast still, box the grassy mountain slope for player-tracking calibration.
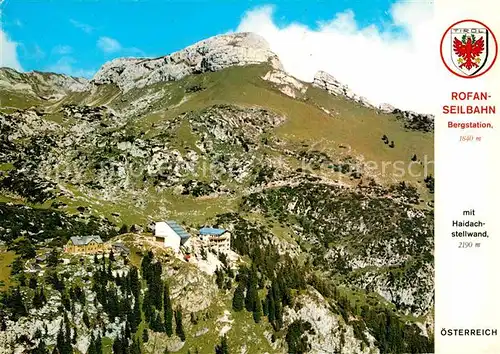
[0,63,434,354]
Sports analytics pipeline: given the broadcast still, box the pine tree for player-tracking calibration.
[95,334,103,354]
[132,295,142,332]
[163,283,173,336]
[29,276,38,289]
[18,271,27,286]
[142,290,153,323]
[107,258,113,280]
[275,301,283,330]
[101,257,107,281]
[282,284,292,307]
[56,324,65,354]
[244,269,258,312]
[266,289,275,322]
[119,224,128,234]
[130,339,141,354]
[175,309,185,341]
[150,262,163,309]
[47,248,60,268]
[33,339,49,354]
[63,313,72,354]
[215,268,224,289]
[33,287,45,308]
[83,312,90,328]
[112,336,123,354]
[11,257,23,275]
[88,334,97,354]
[9,287,27,319]
[129,266,140,299]
[271,279,281,304]
[141,251,153,283]
[262,298,268,316]
[232,283,245,311]
[61,292,71,311]
[253,292,262,323]
[125,320,131,340]
[151,310,165,332]
[215,335,229,354]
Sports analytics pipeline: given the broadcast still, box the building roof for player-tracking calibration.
[199,227,227,236]
[70,236,103,246]
[166,221,191,240]
[31,264,43,271]
[112,243,130,253]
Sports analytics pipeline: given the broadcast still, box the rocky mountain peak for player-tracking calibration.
[313,70,434,129]
[0,67,89,97]
[312,70,373,108]
[91,32,283,92]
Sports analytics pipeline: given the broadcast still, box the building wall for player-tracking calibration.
[164,233,181,253]
[181,238,192,249]
[155,222,171,236]
[155,223,181,252]
[65,241,105,254]
[206,231,231,254]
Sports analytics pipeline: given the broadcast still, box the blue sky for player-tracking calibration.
[1,0,398,77]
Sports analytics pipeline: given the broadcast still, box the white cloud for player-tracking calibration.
[46,57,95,79]
[70,19,94,34]
[96,37,146,57]
[97,36,122,53]
[32,44,45,60]
[52,45,73,55]
[236,2,434,113]
[0,27,23,71]
[125,47,146,57]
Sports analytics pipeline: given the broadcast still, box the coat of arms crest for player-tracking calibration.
[441,20,497,78]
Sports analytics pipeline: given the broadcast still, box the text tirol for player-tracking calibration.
[442,92,496,114]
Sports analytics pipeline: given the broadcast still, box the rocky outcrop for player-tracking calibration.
[0,68,88,96]
[378,103,396,113]
[392,108,434,132]
[379,104,434,132]
[284,288,379,354]
[312,71,373,108]
[92,32,283,92]
[262,70,306,99]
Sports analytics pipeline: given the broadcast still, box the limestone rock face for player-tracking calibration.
[312,70,373,108]
[284,288,379,354]
[169,265,218,313]
[262,70,306,98]
[92,32,283,92]
[379,103,396,113]
[393,108,434,122]
[379,103,434,123]
[312,70,434,131]
[392,108,435,132]
[0,68,89,96]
